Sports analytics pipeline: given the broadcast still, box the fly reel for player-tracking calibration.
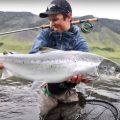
[80,21,93,33]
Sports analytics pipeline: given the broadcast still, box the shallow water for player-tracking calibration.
[0,75,120,120]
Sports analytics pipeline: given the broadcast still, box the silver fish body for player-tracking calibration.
[0,50,120,83]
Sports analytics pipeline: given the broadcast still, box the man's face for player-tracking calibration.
[48,14,71,32]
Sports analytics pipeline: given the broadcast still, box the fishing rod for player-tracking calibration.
[0,18,98,35]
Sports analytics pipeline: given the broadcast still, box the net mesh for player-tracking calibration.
[76,99,120,120]
[44,99,120,120]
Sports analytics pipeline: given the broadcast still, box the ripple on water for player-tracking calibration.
[0,76,120,119]
[76,79,120,102]
[0,85,40,120]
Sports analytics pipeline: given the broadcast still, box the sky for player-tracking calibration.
[0,0,120,20]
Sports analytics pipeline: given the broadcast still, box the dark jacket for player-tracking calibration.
[29,25,89,53]
[29,25,90,95]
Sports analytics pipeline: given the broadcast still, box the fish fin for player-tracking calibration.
[39,47,60,53]
[0,68,13,80]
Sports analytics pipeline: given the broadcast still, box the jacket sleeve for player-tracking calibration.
[29,29,49,54]
[74,34,90,52]
[72,26,90,52]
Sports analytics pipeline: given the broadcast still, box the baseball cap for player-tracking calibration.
[39,0,72,18]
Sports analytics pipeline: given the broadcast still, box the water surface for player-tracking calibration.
[0,70,120,120]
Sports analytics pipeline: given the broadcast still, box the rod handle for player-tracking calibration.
[40,24,51,29]
[41,18,98,28]
[72,18,98,24]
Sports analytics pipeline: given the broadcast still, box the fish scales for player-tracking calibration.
[0,50,120,83]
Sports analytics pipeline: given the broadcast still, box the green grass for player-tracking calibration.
[92,49,120,61]
[83,28,120,52]
[0,37,120,63]
[90,47,120,63]
[0,39,32,53]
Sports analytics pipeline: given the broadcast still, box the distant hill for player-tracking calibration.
[0,11,46,41]
[0,12,120,61]
[73,15,120,53]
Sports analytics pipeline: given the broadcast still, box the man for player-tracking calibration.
[29,0,90,118]
[0,0,90,119]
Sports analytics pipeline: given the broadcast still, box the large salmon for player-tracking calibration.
[0,49,120,83]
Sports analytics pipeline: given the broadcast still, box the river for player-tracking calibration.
[0,59,120,120]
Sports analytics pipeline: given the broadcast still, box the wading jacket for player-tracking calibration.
[29,25,89,53]
[29,25,90,95]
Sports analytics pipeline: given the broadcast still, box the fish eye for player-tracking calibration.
[115,67,120,72]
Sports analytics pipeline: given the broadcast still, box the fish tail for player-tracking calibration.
[0,68,13,80]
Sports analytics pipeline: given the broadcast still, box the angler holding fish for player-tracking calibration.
[0,0,90,118]
[0,0,120,120]
[29,0,91,118]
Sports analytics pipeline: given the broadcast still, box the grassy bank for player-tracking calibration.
[90,45,120,63]
[92,50,120,63]
[0,39,32,53]
[0,39,120,63]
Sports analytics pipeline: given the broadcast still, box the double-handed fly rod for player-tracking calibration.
[0,18,98,35]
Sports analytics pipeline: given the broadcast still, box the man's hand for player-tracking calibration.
[0,63,4,69]
[68,75,91,84]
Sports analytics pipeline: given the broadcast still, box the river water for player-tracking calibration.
[0,79,40,120]
[0,60,120,120]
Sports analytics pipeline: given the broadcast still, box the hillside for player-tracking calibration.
[0,11,43,41]
[0,12,120,62]
[74,15,120,49]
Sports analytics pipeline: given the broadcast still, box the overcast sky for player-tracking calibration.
[0,0,120,20]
